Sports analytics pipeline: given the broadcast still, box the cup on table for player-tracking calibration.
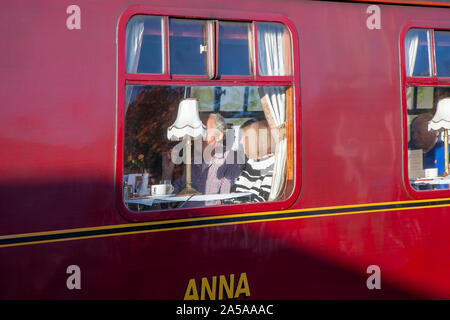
[151,183,174,196]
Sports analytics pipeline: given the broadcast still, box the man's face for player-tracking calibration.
[206,116,216,146]
[240,130,251,159]
[240,127,259,160]
[204,116,223,149]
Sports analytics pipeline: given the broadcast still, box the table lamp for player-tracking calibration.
[428,98,450,176]
[167,98,206,196]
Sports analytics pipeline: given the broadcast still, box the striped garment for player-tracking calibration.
[231,155,275,202]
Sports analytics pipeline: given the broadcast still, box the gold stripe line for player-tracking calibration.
[0,199,449,248]
[1,198,449,240]
[2,196,448,240]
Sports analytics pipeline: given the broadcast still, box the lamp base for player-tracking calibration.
[176,187,201,197]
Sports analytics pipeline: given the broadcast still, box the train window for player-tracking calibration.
[125,15,165,74]
[123,85,293,211]
[405,29,450,191]
[169,19,214,77]
[407,87,450,190]
[119,12,295,213]
[124,16,292,79]
[435,31,450,77]
[218,21,252,76]
[404,27,450,193]
[404,29,432,77]
[257,22,292,76]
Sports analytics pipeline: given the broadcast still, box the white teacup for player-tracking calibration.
[151,184,174,196]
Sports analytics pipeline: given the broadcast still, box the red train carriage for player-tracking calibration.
[1,0,450,299]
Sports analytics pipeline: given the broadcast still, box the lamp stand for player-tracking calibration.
[445,129,449,176]
[177,137,201,196]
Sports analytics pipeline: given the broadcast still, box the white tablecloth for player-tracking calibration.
[410,177,450,185]
[125,192,252,206]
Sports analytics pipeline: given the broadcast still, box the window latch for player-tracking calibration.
[200,45,207,54]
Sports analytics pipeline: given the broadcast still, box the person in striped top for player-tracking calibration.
[231,119,275,203]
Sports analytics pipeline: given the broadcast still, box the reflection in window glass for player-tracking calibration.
[190,86,260,113]
[123,85,292,211]
[407,86,450,191]
[404,29,431,77]
[257,22,292,76]
[125,15,164,74]
[218,22,252,76]
[406,86,435,113]
[169,19,208,75]
[435,31,450,77]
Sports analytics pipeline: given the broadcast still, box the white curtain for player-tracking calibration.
[257,23,289,200]
[124,17,145,109]
[257,22,286,76]
[405,31,419,77]
[125,16,145,74]
[259,87,287,201]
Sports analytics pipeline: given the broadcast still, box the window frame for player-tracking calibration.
[116,5,300,222]
[401,21,450,200]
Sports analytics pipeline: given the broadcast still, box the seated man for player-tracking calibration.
[230,119,275,202]
[162,113,242,206]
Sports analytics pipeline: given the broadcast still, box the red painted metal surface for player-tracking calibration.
[1,0,450,300]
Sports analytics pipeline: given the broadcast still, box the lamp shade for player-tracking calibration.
[429,98,450,131]
[167,98,206,141]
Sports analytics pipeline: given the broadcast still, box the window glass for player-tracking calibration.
[435,31,450,77]
[218,22,252,76]
[257,22,292,76]
[407,86,450,190]
[125,15,164,74]
[169,19,210,75]
[404,29,431,77]
[123,85,292,211]
[190,86,260,113]
[121,14,296,213]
